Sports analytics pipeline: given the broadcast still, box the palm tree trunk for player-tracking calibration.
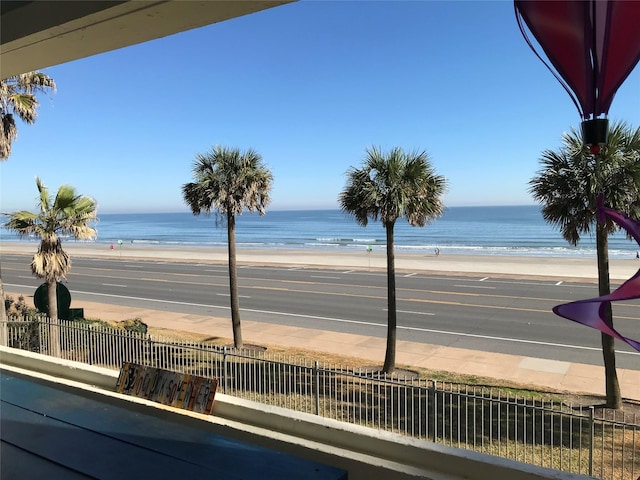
[0,267,8,347]
[382,221,397,374]
[227,211,243,349]
[596,223,621,409]
[47,279,61,358]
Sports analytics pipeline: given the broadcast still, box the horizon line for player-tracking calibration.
[94,204,540,215]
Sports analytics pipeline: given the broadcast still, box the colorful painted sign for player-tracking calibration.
[116,362,218,414]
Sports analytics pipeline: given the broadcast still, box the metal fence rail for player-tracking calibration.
[2,317,638,480]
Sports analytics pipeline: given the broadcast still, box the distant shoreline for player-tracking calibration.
[2,237,638,260]
[3,241,639,282]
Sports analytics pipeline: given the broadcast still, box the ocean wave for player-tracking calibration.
[315,237,381,243]
[3,236,636,258]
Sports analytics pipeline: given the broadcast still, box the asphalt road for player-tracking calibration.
[3,253,640,370]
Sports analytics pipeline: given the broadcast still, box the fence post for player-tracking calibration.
[431,379,437,443]
[145,336,152,367]
[222,347,228,394]
[87,327,93,365]
[0,320,8,347]
[314,361,320,415]
[588,406,594,477]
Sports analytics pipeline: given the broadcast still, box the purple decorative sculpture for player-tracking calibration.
[553,200,640,352]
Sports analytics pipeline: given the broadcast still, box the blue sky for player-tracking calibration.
[1,0,639,214]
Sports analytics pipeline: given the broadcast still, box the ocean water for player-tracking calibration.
[1,206,639,259]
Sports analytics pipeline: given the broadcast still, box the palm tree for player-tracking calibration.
[182,145,273,349]
[529,121,640,409]
[0,71,56,333]
[339,146,447,374]
[1,71,56,161]
[3,177,98,356]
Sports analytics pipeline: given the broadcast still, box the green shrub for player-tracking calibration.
[113,318,148,335]
[73,318,111,329]
[5,295,39,320]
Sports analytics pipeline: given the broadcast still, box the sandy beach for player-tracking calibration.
[2,241,639,281]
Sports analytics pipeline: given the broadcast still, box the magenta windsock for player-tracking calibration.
[552,203,640,352]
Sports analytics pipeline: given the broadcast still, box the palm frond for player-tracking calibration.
[13,72,57,94]
[6,93,38,123]
[35,176,50,213]
[340,145,447,229]
[3,211,42,237]
[530,120,640,245]
[31,237,70,281]
[0,113,17,160]
[53,184,78,210]
[0,71,56,160]
[182,145,273,219]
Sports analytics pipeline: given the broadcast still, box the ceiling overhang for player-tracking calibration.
[1,1,292,79]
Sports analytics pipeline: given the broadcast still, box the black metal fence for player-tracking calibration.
[2,316,638,480]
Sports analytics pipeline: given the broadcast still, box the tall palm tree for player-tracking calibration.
[339,146,447,373]
[182,145,273,349]
[3,177,98,356]
[0,71,56,332]
[1,71,56,161]
[529,121,640,409]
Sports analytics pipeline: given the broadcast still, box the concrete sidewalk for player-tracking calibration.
[57,297,640,404]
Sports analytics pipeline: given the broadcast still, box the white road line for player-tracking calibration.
[240,308,639,357]
[399,324,640,356]
[556,281,564,286]
[342,270,355,274]
[454,284,497,289]
[102,283,128,288]
[216,293,251,298]
[559,283,597,289]
[311,275,340,279]
[67,290,228,309]
[479,277,489,281]
[404,273,417,277]
[384,308,434,316]
[123,265,143,269]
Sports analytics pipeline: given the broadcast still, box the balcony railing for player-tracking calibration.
[2,316,638,480]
